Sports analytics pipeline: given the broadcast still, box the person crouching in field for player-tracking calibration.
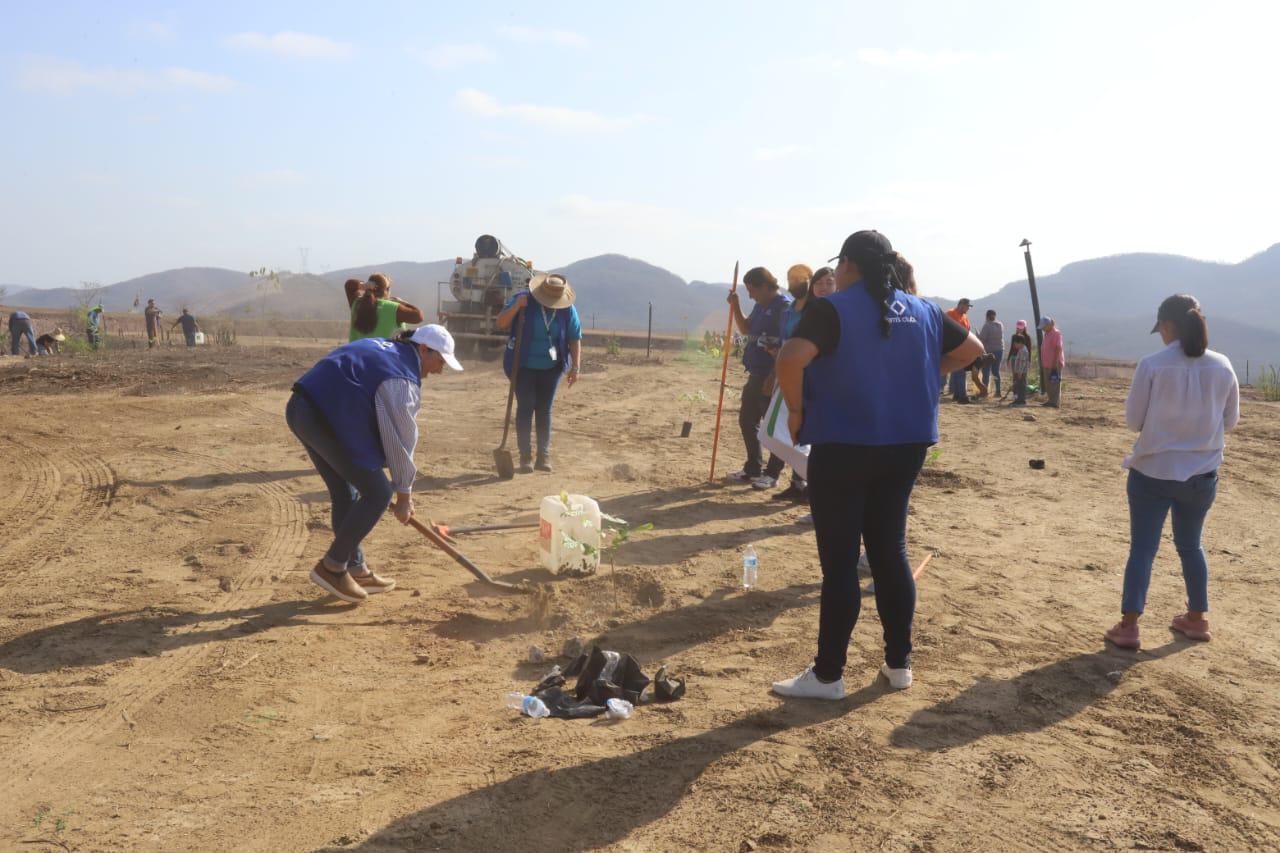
[288,325,463,603]
[1105,295,1239,649]
[771,230,982,698]
[36,328,66,355]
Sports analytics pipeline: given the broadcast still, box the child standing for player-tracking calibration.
[1008,320,1033,406]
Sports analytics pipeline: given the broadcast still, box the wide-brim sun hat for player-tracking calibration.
[529,273,575,310]
[53,334,67,342]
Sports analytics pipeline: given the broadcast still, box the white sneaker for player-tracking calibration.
[751,475,778,490]
[725,468,754,483]
[880,663,913,690]
[771,667,845,700]
[796,513,813,525]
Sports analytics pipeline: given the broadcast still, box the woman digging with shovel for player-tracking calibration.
[287,325,463,603]
[495,273,583,474]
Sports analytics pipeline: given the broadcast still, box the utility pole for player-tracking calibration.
[299,248,310,274]
[1020,239,1046,391]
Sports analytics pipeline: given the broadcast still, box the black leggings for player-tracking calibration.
[808,442,928,678]
[738,372,784,478]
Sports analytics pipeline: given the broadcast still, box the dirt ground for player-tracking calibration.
[0,344,1277,852]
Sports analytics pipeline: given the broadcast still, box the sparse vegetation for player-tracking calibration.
[605,335,622,356]
[1258,364,1280,402]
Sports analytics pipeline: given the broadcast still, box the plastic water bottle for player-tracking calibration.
[742,545,759,590]
[504,692,550,719]
[606,698,633,720]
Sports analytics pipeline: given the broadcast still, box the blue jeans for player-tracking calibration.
[809,442,928,677]
[982,350,1003,396]
[948,368,969,401]
[515,366,561,461]
[9,321,36,356]
[286,391,393,572]
[1121,468,1217,614]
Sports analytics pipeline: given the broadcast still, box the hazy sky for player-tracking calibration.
[3,1,1277,297]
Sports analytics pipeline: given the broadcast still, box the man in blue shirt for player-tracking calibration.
[725,266,791,489]
[495,273,583,473]
[8,310,38,356]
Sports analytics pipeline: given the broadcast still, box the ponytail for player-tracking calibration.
[1178,308,1208,358]
[354,289,379,333]
[863,250,905,338]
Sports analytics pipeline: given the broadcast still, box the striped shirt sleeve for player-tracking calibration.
[374,378,421,495]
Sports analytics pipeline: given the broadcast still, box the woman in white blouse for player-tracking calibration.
[1105,295,1239,649]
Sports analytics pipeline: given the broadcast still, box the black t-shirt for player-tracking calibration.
[792,297,970,357]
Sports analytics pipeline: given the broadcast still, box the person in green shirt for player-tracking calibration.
[346,273,425,341]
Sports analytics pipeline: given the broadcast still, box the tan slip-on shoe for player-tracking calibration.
[309,563,368,603]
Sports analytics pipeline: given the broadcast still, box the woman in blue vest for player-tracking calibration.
[495,273,583,474]
[288,325,463,603]
[771,231,982,699]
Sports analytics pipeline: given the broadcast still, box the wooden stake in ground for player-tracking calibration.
[708,261,740,482]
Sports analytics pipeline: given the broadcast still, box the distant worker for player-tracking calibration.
[86,304,105,350]
[771,229,983,699]
[144,299,163,348]
[724,266,791,490]
[172,308,201,347]
[1008,321,1033,407]
[1105,295,1238,650]
[346,273,425,341]
[945,298,972,403]
[288,325,464,603]
[978,309,1005,399]
[8,310,38,356]
[495,273,583,473]
[36,327,67,355]
[1039,315,1066,408]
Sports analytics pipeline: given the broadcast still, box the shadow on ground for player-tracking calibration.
[0,599,352,673]
[890,641,1189,750]
[323,684,884,852]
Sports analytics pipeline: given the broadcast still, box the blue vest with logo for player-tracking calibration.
[295,338,421,471]
[504,293,572,377]
[799,282,944,447]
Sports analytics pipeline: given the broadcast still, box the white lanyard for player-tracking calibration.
[541,306,556,335]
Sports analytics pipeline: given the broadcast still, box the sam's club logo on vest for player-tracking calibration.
[887,299,917,325]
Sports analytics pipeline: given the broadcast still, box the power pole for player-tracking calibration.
[1020,239,1046,391]
[299,248,310,274]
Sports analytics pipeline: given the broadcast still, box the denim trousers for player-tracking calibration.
[982,350,1003,396]
[9,321,36,356]
[515,366,561,461]
[1121,468,1218,614]
[808,442,928,678]
[286,392,393,572]
[948,368,969,400]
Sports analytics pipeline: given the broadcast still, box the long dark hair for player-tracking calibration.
[857,252,908,336]
[1156,294,1208,358]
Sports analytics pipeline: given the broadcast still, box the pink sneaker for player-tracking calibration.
[1170,614,1211,642]
[1104,622,1140,649]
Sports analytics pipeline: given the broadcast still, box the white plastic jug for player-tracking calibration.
[193,331,206,345]
[539,494,602,575]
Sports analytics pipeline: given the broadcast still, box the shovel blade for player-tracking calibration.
[494,448,515,480]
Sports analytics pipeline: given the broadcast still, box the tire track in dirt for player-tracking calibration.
[0,438,114,578]
[0,435,60,539]
[0,445,309,802]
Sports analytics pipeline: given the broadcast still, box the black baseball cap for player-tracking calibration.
[830,229,893,263]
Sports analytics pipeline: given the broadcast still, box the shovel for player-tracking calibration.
[494,306,526,480]
[407,517,533,594]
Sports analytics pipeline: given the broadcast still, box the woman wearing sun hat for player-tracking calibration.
[495,273,583,473]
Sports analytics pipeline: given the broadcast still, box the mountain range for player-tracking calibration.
[4,245,1278,373]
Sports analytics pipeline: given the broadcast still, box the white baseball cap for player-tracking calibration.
[408,324,463,371]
